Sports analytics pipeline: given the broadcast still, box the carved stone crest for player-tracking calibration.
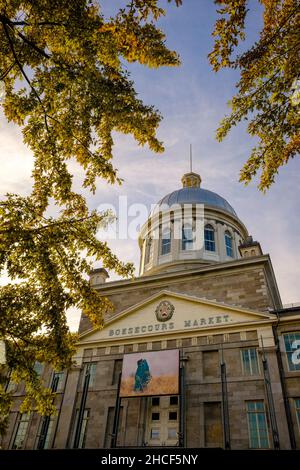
[155,300,175,322]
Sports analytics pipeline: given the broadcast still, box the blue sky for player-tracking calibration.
[1,1,299,329]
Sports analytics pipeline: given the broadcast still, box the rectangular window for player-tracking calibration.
[151,412,160,421]
[73,409,90,449]
[170,396,178,406]
[6,377,17,393]
[104,406,123,448]
[241,348,259,375]
[51,372,65,392]
[168,428,177,439]
[161,229,171,255]
[182,225,194,251]
[284,332,300,371]
[169,411,177,421]
[82,362,97,389]
[152,397,160,407]
[151,428,160,440]
[37,416,55,449]
[12,413,30,449]
[33,361,44,376]
[247,401,270,448]
[204,226,215,252]
[295,399,300,432]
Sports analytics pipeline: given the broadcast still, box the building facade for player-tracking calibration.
[2,172,300,450]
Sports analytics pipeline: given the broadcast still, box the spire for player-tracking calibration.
[182,144,201,188]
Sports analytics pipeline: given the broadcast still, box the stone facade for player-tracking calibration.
[1,173,299,451]
[2,259,300,450]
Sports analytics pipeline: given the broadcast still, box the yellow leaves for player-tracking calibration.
[0,0,183,432]
[210,0,300,190]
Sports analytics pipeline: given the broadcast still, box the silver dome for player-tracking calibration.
[157,187,237,217]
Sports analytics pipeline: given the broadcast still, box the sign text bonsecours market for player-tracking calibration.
[108,314,231,337]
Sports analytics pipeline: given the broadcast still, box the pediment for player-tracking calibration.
[78,290,275,345]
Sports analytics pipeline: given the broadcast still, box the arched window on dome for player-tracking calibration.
[225,231,233,257]
[161,227,171,255]
[182,224,194,251]
[145,236,153,265]
[204,224,215,252]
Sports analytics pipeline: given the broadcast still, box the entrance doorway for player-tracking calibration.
[145,396,179,446]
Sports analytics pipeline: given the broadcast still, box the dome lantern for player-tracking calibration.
[181,172,202,188]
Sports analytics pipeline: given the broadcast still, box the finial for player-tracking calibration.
[181,145,201,188]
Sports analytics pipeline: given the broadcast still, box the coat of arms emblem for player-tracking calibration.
[155,300,174,322]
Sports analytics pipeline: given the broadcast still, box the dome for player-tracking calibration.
[139,170,248,277]
[157,187,237,217]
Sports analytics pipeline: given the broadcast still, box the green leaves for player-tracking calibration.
[0,0,181,431]
[210,0,300,190]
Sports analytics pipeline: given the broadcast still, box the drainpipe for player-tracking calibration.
[272,315,296,449]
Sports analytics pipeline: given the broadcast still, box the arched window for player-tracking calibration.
[204,224,215,252]
[225,231,233,257]
[161,227,171,255]
[182,224,194,251]
[145,237,153,265]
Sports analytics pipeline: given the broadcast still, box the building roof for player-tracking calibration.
[157,187,238,217]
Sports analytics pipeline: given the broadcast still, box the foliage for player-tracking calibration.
[0,0,180,431]
[209,0,300,190]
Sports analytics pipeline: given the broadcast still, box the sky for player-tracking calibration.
[1,0,299,330]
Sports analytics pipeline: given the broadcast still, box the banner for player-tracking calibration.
[120,349,179,398]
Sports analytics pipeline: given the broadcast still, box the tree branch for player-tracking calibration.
[0,14,51,60]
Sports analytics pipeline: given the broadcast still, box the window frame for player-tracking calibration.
[51,371,65,392]
[283,332,300,372]
[181,224,194,251]
[82,362,97,389]
[11,412,31,450]
[241,348,260,376]
[161,227,171,255]
[246,401,270,449]
[204,224,216,252]
[225,230,233,257]
[72,408,90,449]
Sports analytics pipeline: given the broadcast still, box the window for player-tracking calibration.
[82,362,97,389]
[169,411,177,421]
[73,409,90,448]
[225,231,233,257]
[284,332,300,371]
[33,362,43,376]
[241,349,259,375]
[51,372,65,392]
[37,416,55,449]
[170,396,178,406]
[151,428,160,440]
[182,224,194,251]
[204,224,215,252]
[152,412,160,421]
[161,228,171,255]
[295,399,300,432]
[168,428,177,439]
[12,413,30,449]
[6,377,17,393]
[152,397,160,407]
[246,401,270,448]
[145,237,153,264]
